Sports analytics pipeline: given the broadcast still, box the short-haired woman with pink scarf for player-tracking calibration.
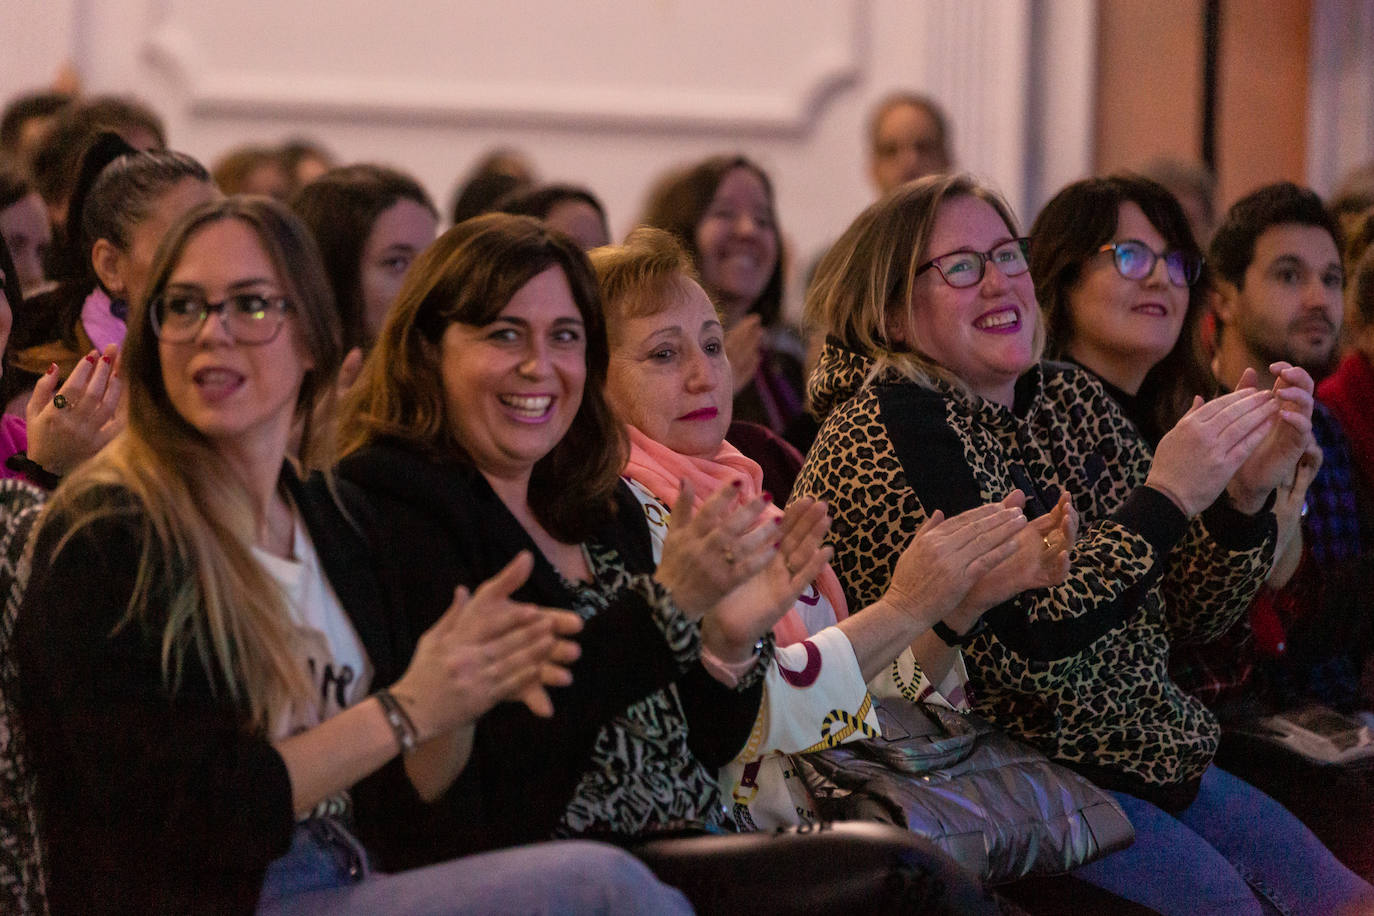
[592,228,1070,828]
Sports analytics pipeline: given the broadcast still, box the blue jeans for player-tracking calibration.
[1072,765,1374,915]
[256,819,694,915]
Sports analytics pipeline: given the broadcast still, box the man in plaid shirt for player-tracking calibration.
[1172,183,1372,714]
[1167,183,1374,880]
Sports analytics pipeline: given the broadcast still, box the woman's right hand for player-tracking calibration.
[653,479,779,620]
[725,314,764,395]
[700,497,834,661]
[877,498,1027,628]
[1269,434,1322,587]
[390,551,584,739]
[1145,387,1278,517]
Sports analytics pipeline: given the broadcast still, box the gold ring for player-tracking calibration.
[1042,535,1054,551]
[723,547,736,566]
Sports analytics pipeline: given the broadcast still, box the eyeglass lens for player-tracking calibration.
[156,294,286,343]
[1112,241,1200,288]
[938,239,1029,288]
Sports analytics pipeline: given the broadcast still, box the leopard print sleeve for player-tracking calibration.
[1049,370,1275,648]
[1160,501,1274,645]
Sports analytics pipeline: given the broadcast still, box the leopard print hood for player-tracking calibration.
[807,337,1048,426]
[807,340,881,424]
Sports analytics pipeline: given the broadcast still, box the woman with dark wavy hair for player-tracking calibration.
[291,164,437,351]
[338,212,828,865]
[1028,173,1215,447]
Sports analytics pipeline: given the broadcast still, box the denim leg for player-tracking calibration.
[1174,766,1374,916]
[1070,786,1263,916]
[260,839,694,916]
[257,820,365,909]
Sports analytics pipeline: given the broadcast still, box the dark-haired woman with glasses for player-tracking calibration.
[14,196,692,915]
[793,173,1373,914]
[1028,173,1213,447]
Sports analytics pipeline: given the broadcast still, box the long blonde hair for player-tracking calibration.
[42,196,343,730]
[806,172,1043,395]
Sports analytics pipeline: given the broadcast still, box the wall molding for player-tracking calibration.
[142,1,871,136]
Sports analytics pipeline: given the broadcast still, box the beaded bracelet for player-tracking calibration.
[373,688,418,755]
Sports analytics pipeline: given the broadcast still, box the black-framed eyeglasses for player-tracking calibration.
[150,292,294,345]
[1097,239,1203,288]
[915,238,1031,289]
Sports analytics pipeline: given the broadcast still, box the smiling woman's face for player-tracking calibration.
[437,265,587,483]
[606,276,730,458]
[903,194,1038,406]
[1064,201,1189,387]
[693,166,778,323]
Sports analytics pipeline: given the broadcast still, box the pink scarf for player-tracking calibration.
[623,425,848,647]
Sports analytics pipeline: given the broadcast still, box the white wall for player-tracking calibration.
[5,0,1096,319]
[1307,0,1374,197]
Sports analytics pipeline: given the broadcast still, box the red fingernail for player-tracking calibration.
[761,491,772,503]
[101,355,112,364]
[773,517,783,525]
[85,354,98,365]
[731,479,743,488]
[46,363,57,375]
[773,542,781,550]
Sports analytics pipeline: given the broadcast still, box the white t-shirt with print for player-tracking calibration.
[255,517,374,741]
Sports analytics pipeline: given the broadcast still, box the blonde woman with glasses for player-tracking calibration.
[15,196,692,915]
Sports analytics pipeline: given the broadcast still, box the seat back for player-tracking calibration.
[632,820,997,916]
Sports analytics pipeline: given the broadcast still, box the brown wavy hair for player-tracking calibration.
[639,154,784,327]
[339,212,624,543]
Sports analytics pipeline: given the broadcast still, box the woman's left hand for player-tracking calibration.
[946,490,1074,632]
[336,346,365,397]
[724,315,764,396]
[1269,433,1322,587]
[25,344,125,477]
[699,497,833,662]
[654,479,780,620]
[1227,363,1315,513]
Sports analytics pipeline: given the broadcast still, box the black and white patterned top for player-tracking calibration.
[0,479,49,915]
[555,542,770,838]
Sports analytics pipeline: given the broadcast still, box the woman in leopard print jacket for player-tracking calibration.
[791,174,1373,914]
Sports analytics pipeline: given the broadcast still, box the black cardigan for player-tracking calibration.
[339,440,763,868]
[15,469,411,916]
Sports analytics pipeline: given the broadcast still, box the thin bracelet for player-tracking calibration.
[373,688,418,755]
